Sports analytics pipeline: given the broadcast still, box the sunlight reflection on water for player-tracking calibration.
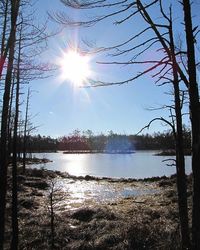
[33,151,191,179]
[52,178,158,211]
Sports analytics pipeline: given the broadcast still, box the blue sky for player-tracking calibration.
[26,0,199,137]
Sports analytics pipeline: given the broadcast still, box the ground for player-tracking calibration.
[5,166,192,250]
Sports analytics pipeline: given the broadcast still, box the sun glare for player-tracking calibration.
[59,50,91,86]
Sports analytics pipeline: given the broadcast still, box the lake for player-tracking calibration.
[32,150,191,179]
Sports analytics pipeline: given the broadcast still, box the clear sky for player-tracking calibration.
[25,0,199,137]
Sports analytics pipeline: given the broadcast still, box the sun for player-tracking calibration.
[59,50,91,86]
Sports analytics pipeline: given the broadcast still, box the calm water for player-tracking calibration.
[54,178,159,209]
[32,151,191,179]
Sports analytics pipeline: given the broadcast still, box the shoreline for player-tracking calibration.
[21,167,190,249]
[4,164,192,249]
[154,149,191,156]
[28,159,174,183]
[63,150,135,154]
[27,156,191,184]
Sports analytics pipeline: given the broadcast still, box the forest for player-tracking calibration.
[0,0,200,249]
[17,129,191,152]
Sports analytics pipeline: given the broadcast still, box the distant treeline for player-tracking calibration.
[17,128,191,152]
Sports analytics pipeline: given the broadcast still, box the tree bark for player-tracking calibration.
[173,73,190,250]
[182,1,200,249]
[8,77,15,158]
[0,0,11,80]
[168,8,190,250]
[11,19,23,250]
[11,75,19,250]
[22,88,30,174]
[0,0,20,248]
[136,1,190,248]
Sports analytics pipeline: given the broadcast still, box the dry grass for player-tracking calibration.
[4,168,192,249]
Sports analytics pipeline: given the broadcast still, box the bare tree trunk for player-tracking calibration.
[182,1,200,249]
[50,191,55,250]
[11,19,23,249]
[8,77,15,158]
[0,0,11,80]
[173,80,190,249]
[0,1,20,248]
[168,9,190,249]
[17,125,21,160]
[48,181,56,250]
[136,2,190,248]
[22,87,30,174]
[0,0,9,58]
[11,74,19,250]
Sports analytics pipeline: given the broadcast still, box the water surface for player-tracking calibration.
[32,150,191,179]
[55,178,158,209]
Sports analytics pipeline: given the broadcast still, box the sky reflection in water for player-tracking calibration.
[33,151,191,179]
[32,151,191,209]
[53,178,158,210]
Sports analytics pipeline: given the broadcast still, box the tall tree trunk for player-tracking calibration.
[136,2,190,248]
[168,9,190,250]
[11,73,19,250]
[0,1,20,248]
[22,87,30,174]
[173,81,190,249]
[182,1,200,249]
[0,0,9,58]
[50,191,55,250]
[11,19,23,249]
[8,77,15,158]
[0,0,11,80]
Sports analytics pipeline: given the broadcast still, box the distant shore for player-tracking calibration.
[155,149,191,156]
[29,149,191,155]
[63,150,135,154]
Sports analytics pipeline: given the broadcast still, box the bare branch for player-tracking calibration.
[137,117,175,135]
